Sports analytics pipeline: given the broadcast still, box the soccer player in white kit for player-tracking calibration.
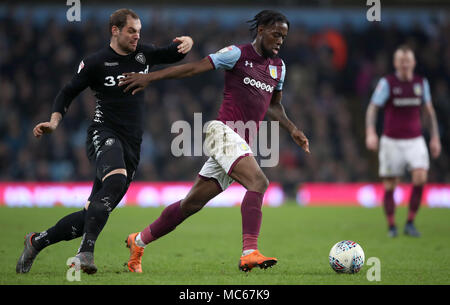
[365,45,441,237]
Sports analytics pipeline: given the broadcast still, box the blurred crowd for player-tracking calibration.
[1,7,449,197]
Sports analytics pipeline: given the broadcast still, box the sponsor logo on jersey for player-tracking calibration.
[104,62,119,67]
[135,52,146,64]
[393,97,421,106]
[269,65,278,79]
[243,77,274,93]
[414,83,422,96]
[77,60,84,73]
[245,60,253,68]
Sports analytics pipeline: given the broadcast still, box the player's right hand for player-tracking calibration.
[291,128,310,154]
[365,132,378,151]
[430,136,441,159]
[173,36,194,54]
[33,122,57,138]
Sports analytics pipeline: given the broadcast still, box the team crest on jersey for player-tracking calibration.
[217,46,233,54]
[240,143,249,151]
[269,65,278,79]
[413,83,422,96]
[135,52,146,64]
[77,60,85,74]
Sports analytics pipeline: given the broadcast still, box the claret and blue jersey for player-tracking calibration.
[207,43,286,141]
[370,74,432,139]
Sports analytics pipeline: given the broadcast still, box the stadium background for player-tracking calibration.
[0,0,449,207]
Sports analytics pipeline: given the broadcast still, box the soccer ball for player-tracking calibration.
[329,240,365,274]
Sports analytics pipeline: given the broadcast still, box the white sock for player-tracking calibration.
[135,232,147,248]
[242,249,256,256]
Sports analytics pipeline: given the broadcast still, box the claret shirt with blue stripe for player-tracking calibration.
[207,43,286,143]
[370,74,432,139]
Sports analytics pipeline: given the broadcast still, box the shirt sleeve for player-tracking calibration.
[275,60,286,91]
[207,45,241,70]
[143,42,186,65]
[422,78,431,104]
[370,77,390,106]
[52,59,92,117]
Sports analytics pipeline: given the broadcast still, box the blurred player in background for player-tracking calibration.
[16,8,193,274]
[119,10,310,273]
[365,45,441,238]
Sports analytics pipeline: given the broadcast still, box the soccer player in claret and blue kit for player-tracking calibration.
[16,8,193,274]
[366,45,441,238]
[119,10,310,273]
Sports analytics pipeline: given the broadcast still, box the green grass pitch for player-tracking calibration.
[1,204,450,285]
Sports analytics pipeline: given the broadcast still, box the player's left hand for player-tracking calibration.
[174,36,194,54]
[291,128,310,154]
[430,136,441,159]
[119,72,151,95]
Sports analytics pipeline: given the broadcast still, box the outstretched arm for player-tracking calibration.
[149,36,194,64]
[173,36,194,55]
[424,102,441,158]
[365,102,380,151]
[33,59,91,138]
[119,57,214,95]
[267,90,310,153]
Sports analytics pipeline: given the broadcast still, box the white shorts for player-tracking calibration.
[379,135,429,177]
[198,120,252,191]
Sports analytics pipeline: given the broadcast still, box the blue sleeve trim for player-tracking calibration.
[371,77,390,106]
[423,78,431,104]
[275,60,286,91]
[208,45,241,70]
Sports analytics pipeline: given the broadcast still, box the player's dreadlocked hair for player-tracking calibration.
[247,10,290,39]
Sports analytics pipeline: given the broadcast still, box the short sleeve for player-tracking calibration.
[371,77,390,106]
[275,60,286,91]
[208,45,241,70]
[423,78,431,104]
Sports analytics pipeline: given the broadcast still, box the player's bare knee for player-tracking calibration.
[250,174,269,194]
[412,170,427,186]
[412,177,426,186]
[383,178,397,191]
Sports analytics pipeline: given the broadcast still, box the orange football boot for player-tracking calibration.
[125,233,144,273]
[239,250,277,272]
